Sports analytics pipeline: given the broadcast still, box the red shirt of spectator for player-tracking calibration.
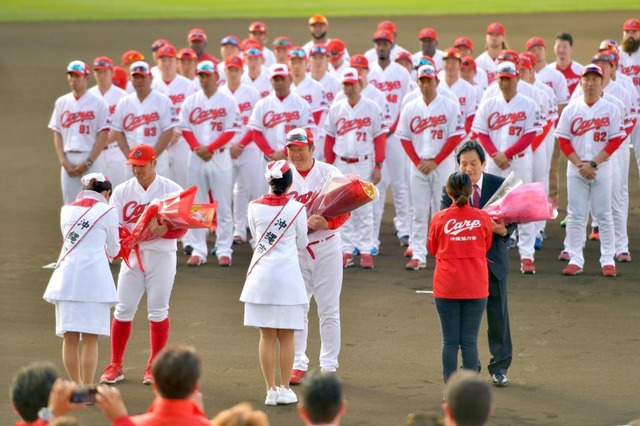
[113,397,209,426]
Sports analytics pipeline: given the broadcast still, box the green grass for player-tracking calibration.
[2,0,637,21]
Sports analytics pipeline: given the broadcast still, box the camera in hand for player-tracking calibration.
[70,386,98,404]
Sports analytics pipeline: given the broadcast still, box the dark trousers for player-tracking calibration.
[435,297,487,383]
[486,270,512,375]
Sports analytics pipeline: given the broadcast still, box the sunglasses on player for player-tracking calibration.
[288,49,307,58]
[93,59,113,68]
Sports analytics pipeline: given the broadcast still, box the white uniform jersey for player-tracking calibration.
[397,95,465,159]
[288,160,342,243]
[368,61,412,122]
[110,90,179,147]
[216,62,227,87]
[324,97,387,158]
[328,60,350,77]
[151,74,197,115]
[241,71,272,98]
[549,60,583,95]
[439,77,478,121]
[334,84,392,127]
[533,79,558,122]
[571,80,635,128]
[151,66,161,81]
[111,174,183,251]
[481,79,540,106]
[474,69,490,92]
[219,84,261,143]
[472,92,541,152]
[48,91,110,152]
[536,64,570,105]
[615,73,640,115]
[315,72,342,106]
[292,76,327,114]
[365,44,410,64]
[401,85,459,112]
[619,50,640,96]
[556,95,625,177]
[179,89,242,145]
[475,51,500,85]
[261,47,276,67]
[248,92,315,152]
[89,85,127,116]
[303,39,350,62]
[412,49,444,70]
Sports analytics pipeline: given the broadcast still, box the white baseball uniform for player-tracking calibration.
[401,85,460,110]
[110,90,179,177]
[472,92,541,261]
[179,89,242,261]
[261,47,276,67]
[549,60,583,95]
[439,77,478,133]
[151,74,198,189]
[49,91,110,204]
[397,94,465,264]
[368,61,413,247]
[289,160,345,373]
[303,39,350,62]
[89,84,129,187]
[536,64,571,106]
[241,70,272,98]
[312,72,342,162]
[556,95,625,268]
[365,44,410,64]
[619,50,640,177]
[334,84,392,127]
[292,76,328,160]
[324,96,386,254]
[475,51,500,85]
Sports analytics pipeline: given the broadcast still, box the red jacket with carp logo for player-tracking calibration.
[428,204,493,299]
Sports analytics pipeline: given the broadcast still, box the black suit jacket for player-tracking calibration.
[440,172,515,280]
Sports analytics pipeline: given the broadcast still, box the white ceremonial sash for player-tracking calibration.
[246,200,305,278]
[55,202,114,268]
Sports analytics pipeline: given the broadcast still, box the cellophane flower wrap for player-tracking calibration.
[482,172,557,224]
[306,172,379,220]
[118,186,217,271]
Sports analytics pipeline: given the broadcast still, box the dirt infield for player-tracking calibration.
[2,10,640,426]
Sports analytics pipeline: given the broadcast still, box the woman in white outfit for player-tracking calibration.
[44,173,120,384]
[240,160,309,406]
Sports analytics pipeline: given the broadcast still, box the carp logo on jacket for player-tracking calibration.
[487,111,526,130]
[61,110,95,128]
[288,190,313,204]
[444,218,481,236]
[123,200,150,223]
[370,80,401,92]
[263,110,300,128]
[410,115,446,134]
[123,112,160,131]
[336,117,371,135]
[570,117,610,136]
[189,107,228,125]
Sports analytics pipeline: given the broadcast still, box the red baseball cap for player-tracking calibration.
[443,48,462,61]
[350,54,369,69]
[309,14,328,26]
[249,21,267,33]
[177,48,198,60]
[240,38,262,51]
[285,128,314,147]
[377,20,397,33]
[341,67,361,84]
[93,56,114,70]
[373,30,394,43]
[518,55,533,70]
[498,49,520,64]
[395,51,413,63]
[188,28,207,42]
[67,60,89,76]
[598,39,619,53]
[112,66,128,90]
[326,39,346,56]
[151,38,170,52]
[418,28,438,40]
[156,44,177,58]
[582,64,604,78]
[273,36,292,49]
[520,51,538,66]
[126,144,156,165]
[525,37,546,51]
[497,61,518,78]
[225,54,244,69]
[269,63,291,78]
[623,18,640,31]
[454,36,474,50]
[486,22,506,35]
[461,56,476,70]
[122,50,144,66]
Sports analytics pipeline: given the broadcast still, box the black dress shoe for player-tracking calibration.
[491,373,508,387]
[183,245,193,256]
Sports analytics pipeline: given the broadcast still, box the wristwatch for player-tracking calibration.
[375,162,383,169]
[86,159,93,169]
[589,160,598,169]
[38,407,55,421]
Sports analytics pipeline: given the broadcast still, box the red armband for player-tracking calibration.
[464,114,475,135]
[252,130,276,156]
[434,134,463,165]
[604,135,624,156]
[504,131,535,159]
[558,136,575,157]
[531,121,553,151]
[324,134,337,164]
[236,130,252,147]
[374,133,387,164]
[400,138,421,166]
[476,133,498,156]
[388,116,400,133]
[207,131,235,153]
[182,130,201,150]
[327,212,350,230]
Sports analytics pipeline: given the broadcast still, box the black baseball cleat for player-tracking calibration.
[183,245,193,256]
[491,373,508,387]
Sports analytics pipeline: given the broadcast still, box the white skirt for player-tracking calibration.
[55,301,112,338]
[244,303,305,330]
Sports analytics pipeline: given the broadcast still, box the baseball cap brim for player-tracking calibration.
[125,158,152,165]
[497,72,517,79]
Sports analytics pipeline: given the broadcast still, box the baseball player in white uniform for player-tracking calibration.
[368,29,413,251]
[556,65,625,277]
[397,65,465,270]
[619,19,640,174]
[364,20,410,65]
[151,44,198,190]
[243,64,315,158]
[88,56,129,187]
[241,47,273,98]
[248,21,276,67]
[411,28,444,71]
[453,37,489,92]
[472,61,541,274]
[50,60,110,205]
[303,15,350,62]
[439,48,478,137]
[284,128,350,384]
[179,60,242,266]
[476,22,507,85]
[324,68,387,268]
[100,144,185,385]
[109,61,179,178]
[327,39,350,77]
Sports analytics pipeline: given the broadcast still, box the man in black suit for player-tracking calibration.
[441,141,514,387]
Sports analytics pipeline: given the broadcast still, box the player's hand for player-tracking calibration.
[308,214,329,231]
[372,168,382,185]
[270,151,286,161]
[62,161,79,177]
[169,130,181,146]
[417,159,437,175]
[47,379,85,417]
[492,152,510,170]
[150,216,169,237]
[196,146,213,162]
[491,219,508,237]
[95,385,128,421]
[577,162,596,180]
[74,162,90,175]
[229,143,244,159]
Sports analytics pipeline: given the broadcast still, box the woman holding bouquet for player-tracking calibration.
[44,173,120,384]
[240,160,309,406]
[428,172,493,383]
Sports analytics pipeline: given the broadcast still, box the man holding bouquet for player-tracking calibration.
[284,128,351,384]
[100,144,185,385]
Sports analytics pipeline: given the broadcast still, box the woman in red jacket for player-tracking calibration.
[428,172,493,383]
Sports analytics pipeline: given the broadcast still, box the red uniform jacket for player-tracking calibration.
[428,203,493,299]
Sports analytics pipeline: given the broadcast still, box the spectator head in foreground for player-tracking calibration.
[442,371,493,426]
[298,370,346,425]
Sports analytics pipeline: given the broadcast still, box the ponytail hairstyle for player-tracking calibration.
[445,172,472,207]
[265,160,293,196]
[80,172,112,196]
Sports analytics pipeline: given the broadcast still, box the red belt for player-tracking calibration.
[340,155,369,164]
[306,234,336,259]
